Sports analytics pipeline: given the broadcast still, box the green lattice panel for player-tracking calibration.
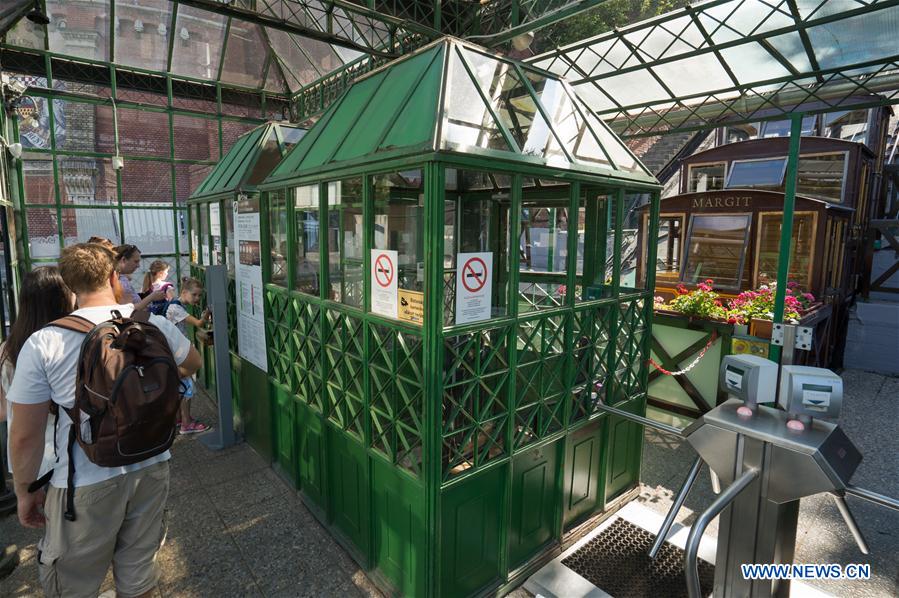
[612,299,647,403]
[442,326,511,480]
[570,306,612,423]
[289,297,323,412]
[514,313,568,450]
[324,310,365,439]
[265,288,292,388]
[369,325,425,477]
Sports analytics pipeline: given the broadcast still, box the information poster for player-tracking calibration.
[371,249,398,318]
[455,252,493,325]
[398,289,424,325]
[235,195,267,372]
[209,203,221,264]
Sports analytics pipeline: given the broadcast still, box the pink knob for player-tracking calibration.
[786,419,805,431]
[736,405,754,418]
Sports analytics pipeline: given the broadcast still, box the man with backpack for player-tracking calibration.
[7,243,202,597]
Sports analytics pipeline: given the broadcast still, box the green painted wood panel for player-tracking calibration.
[273,383,298,487]
[509,440,561,569]
[563,420,603,530]
[327,428,371,558]
[604,401,643,502]
[241,360,273,462]
[440,465,506,597]
[297,402,326,511]
[371,458,427,596]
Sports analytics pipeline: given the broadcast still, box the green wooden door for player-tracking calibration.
[508,440,561,569]
[563,420,604,530]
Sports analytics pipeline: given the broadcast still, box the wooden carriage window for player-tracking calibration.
[687,163,726,193]
[726,158,785,190]
[796,153,847,203]
[754,211,817,290]
[681,213,751,289]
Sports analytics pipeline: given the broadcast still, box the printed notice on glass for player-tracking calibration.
[455,252,492,325]
[371,249,398,318]
[209,203,221,236]
[398,289,424,325]
[234,195,267,372]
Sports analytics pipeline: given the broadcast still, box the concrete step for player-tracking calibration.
[843,301,899,374]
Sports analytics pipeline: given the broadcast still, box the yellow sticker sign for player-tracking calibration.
[398,289,424,325]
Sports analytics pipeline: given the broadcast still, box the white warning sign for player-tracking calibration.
[371,249,398,318]
[455,252,492,325]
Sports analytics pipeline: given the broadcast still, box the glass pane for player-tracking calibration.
[554,90,612,167]
[59,158,118,204]
[726,158,785,189]
[519,182,571,312]
[46,0,109,62]
[246,129,281,185]
[279,126,306,151]
[327,178,363,307]
[121,160,171,204]
[220,22,267,88]
[4,13,45,50]
[756,212,816,290]
[114,0,172,71]
[796,154,846,202]
[824,110,868,142]
[26,208,60,259]
[760,117,816,138]
[198,203,211,266]
[209,201,223,265]
[61,207,120,247]
[268,190,288,286]
[173,114,218,161]
[655,215,684,276]
[171,5,227,81]
[688,163,727,193]
[442,49,509,152]
[620,193,644,291]
[372,170,425,321]
[682,214,751,289]
[118,108,170,158]
[443,168,511,325]
[53,101,115,154]
[21,157,56,204]
[16,93,54,151]
[294,185,320,296]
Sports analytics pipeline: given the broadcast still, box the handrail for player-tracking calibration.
[842,485,899,513]
[649,455,703,560]
[594,400,686,438]
[685,468,759,598]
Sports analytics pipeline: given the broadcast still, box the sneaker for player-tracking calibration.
[179,421,210,435]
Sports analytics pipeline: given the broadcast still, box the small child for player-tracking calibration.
[142,259,175,316]
[166,277,211,434]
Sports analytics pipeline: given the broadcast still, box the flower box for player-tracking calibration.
[749,318,773,339]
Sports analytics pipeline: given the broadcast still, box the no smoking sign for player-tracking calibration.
[455,252,492,325]
[374,253,394,288]
[371,249,399,318]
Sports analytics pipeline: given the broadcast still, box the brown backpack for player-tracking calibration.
[30,309,181,521]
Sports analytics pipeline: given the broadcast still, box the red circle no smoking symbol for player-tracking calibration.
[374,253,394,288]
[461,257,487,293]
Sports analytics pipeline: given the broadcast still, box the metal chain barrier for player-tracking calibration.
[648,330,718,376]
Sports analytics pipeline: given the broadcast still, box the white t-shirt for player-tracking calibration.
[7,304,191,488]
[2,344,56,477]
[165,302,190,337]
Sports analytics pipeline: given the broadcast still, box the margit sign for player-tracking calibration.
[691,195,752,209]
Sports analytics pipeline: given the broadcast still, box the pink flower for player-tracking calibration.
[803,293,815,302]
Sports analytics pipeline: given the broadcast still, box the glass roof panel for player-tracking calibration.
[264,58,289,93]
[598,69,670,106]
[170,5,227,81]
[584,109,645,174]
[442,48,511,153]
[4,11,44,50]
[265,29,321,90]
[806,5,899,70]
[46,0,110,62]
[219,21,267,88]
[518,68,567,158]
[651,53,733,97]
[114,0,172,72]
[294,35,345,81]
[719,42,792,85]
[545,88,611,168]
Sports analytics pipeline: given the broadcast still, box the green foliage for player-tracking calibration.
[533,0,693,53]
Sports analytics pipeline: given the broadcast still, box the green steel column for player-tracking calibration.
[768,114,803,363]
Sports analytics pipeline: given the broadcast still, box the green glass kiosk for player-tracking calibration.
[252,38,661,597]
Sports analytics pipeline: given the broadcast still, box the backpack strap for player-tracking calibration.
[130,309,151,324]
[46,315,95,334]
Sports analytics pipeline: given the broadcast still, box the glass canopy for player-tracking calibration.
[2,0,365,95]
[528,0,899,137]
[266,39,654,185]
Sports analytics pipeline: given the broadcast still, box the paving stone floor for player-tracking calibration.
[1,369,896,597]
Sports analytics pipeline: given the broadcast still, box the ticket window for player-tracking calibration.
[443,168,511,326]
[268,190,289,286]
[293,185,320,296]
[519,181,571,312]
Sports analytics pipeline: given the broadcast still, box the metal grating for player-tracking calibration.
[562,518,715,598]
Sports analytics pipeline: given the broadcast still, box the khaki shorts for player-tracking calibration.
[38,461,170,598]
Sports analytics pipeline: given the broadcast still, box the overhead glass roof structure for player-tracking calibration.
[266,38,653,185]
[529,0,899,137]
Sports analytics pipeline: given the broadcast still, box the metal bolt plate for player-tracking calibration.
[561,518,715,598]
[771,323,813,350]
